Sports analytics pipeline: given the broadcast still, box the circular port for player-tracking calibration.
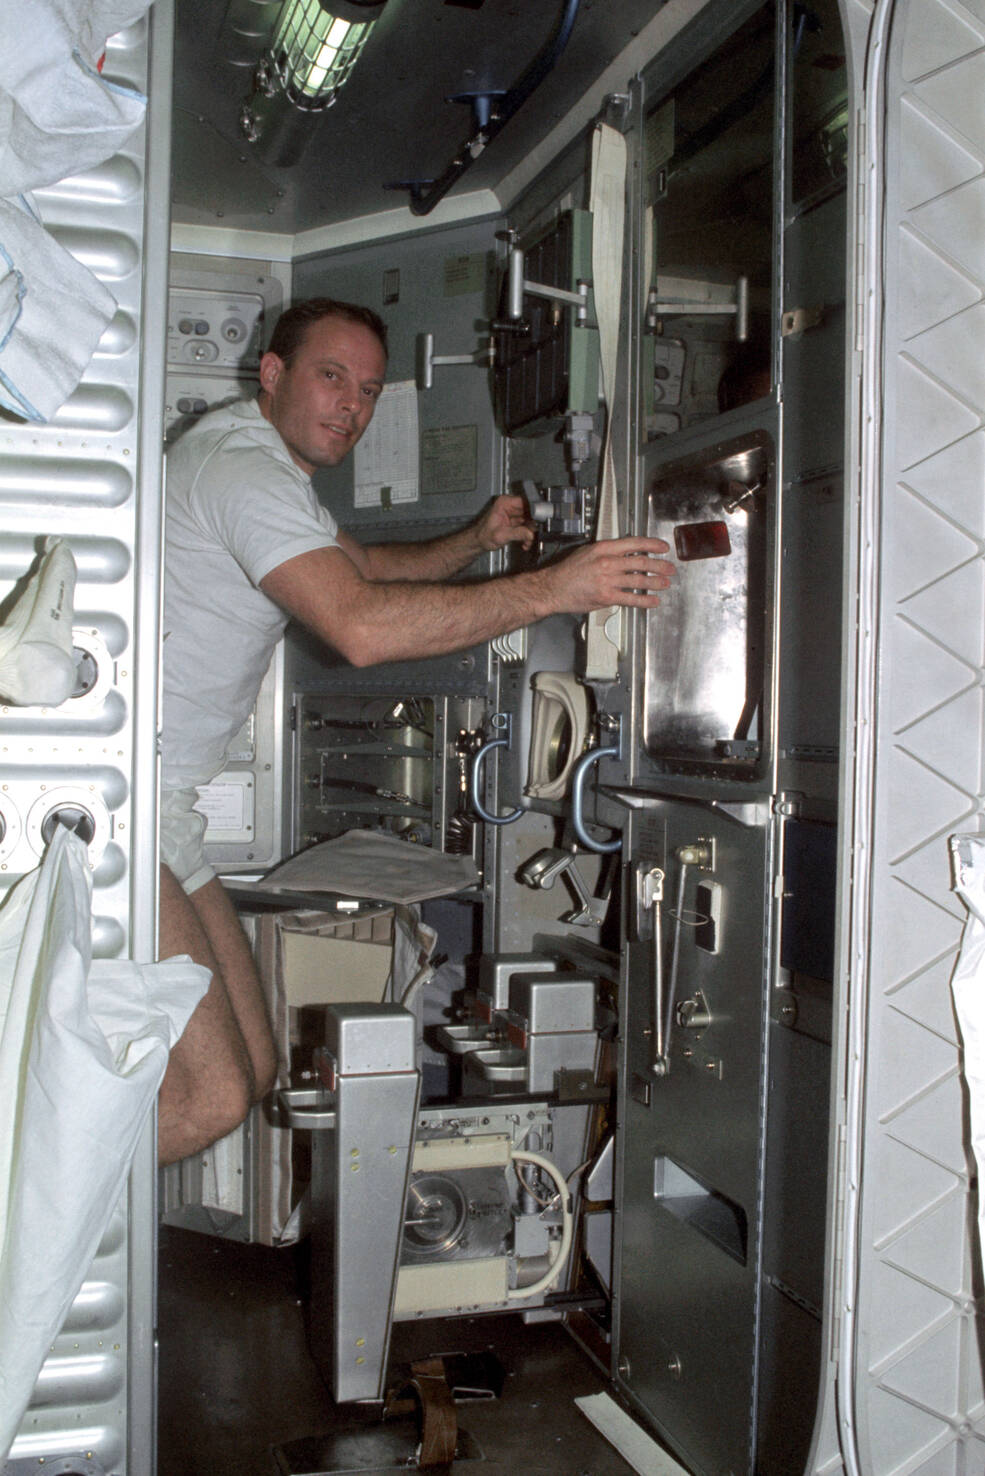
[194,319,210,335]
[403,1173,468,1257]
[0,793,21,863]
[26,785,110,865]
[188,339,219,364]
[67,630,112,708]
[221,316,248,343]
[72,646,99,698]
[41,805,97,846]
[177,318,194,334]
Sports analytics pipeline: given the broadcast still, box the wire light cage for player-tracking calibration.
[268,0,385,111]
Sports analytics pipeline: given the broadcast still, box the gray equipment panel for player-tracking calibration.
[615,802,772,1476]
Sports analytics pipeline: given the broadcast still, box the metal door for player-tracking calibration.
[615,800,773,1475]
[612,1,849,1470]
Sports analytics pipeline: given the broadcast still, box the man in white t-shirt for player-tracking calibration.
[158,296,673,1164]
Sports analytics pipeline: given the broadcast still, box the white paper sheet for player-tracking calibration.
[353,379,419,508]
[256,829,478,905]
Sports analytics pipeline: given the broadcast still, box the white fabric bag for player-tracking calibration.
[0,0,150,197]
[949,833,985,1276]
[0,0,153,423]
[0,537,78,706]
[0,826,209,1461]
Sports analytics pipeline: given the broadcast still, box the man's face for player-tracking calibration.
[258,314,386,475]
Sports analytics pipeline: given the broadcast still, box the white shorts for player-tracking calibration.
[160,786,215,896]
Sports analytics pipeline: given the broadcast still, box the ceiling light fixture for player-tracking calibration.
[240,0,387,165]
[269,0,379,109]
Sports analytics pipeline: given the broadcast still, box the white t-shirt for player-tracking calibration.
[162,398,339,791]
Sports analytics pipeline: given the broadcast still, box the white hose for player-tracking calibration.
[506,1148,574,1301]
[399,961,434,1009]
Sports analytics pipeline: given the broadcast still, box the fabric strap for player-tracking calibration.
[582,121,628,683]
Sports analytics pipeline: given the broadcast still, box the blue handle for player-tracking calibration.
[470,718,523,825]
[571,743,622,853]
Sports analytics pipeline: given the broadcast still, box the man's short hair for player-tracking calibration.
[266,297,388,365]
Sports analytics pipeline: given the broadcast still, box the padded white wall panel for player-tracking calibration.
[839,1,985,1471]
[0,8,170,1472]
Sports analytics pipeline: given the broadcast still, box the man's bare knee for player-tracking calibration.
[159,1050,254,1165]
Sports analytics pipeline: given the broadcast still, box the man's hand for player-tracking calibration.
[473,494,537,553]
[543,536,675,613]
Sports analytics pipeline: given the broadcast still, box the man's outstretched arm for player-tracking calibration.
[260,535,674,668]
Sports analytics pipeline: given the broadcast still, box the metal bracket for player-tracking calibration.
[500,230,591,326]
[3,1462,109,1476]
[646,273,749,341]
[556,1066,608,1103]
[525,481,594,540]
[781,304,825,337]
[518,846,608,926]
[416,330,494,390]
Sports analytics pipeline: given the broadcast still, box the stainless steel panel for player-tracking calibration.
[642,428,776,788]
[508,973,596,1034]
[308,1006,420,1403]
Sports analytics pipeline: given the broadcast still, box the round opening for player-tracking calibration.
[403,1173,468,1256]
[41,805,96,847]
[71,645,99,698]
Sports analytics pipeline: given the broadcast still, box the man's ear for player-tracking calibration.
[259,351,284,395]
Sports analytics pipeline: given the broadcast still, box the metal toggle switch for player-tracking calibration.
[675,991,712,1032]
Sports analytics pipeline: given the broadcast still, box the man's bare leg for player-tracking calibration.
[158,865,278,1165]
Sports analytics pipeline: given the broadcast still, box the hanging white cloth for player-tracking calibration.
[0,537,78,706]
[0,0,153,423]
[0,826,209,1462]
[948,833,985,1280]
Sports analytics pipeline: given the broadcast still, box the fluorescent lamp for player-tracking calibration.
[269,0,381,111]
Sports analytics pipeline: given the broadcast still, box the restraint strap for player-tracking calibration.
[582,120,627,683]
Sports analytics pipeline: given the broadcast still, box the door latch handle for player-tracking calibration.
[469,712,523,824]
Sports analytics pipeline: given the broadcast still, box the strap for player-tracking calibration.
[384,1356,458,1469]
[582,120,628,683]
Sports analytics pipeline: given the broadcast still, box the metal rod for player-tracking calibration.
[399,0,581,216]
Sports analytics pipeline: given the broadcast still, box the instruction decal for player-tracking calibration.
[421,424,478,496]
[354,379,419,507]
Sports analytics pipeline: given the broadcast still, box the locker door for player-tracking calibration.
[614,803,773,1476]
